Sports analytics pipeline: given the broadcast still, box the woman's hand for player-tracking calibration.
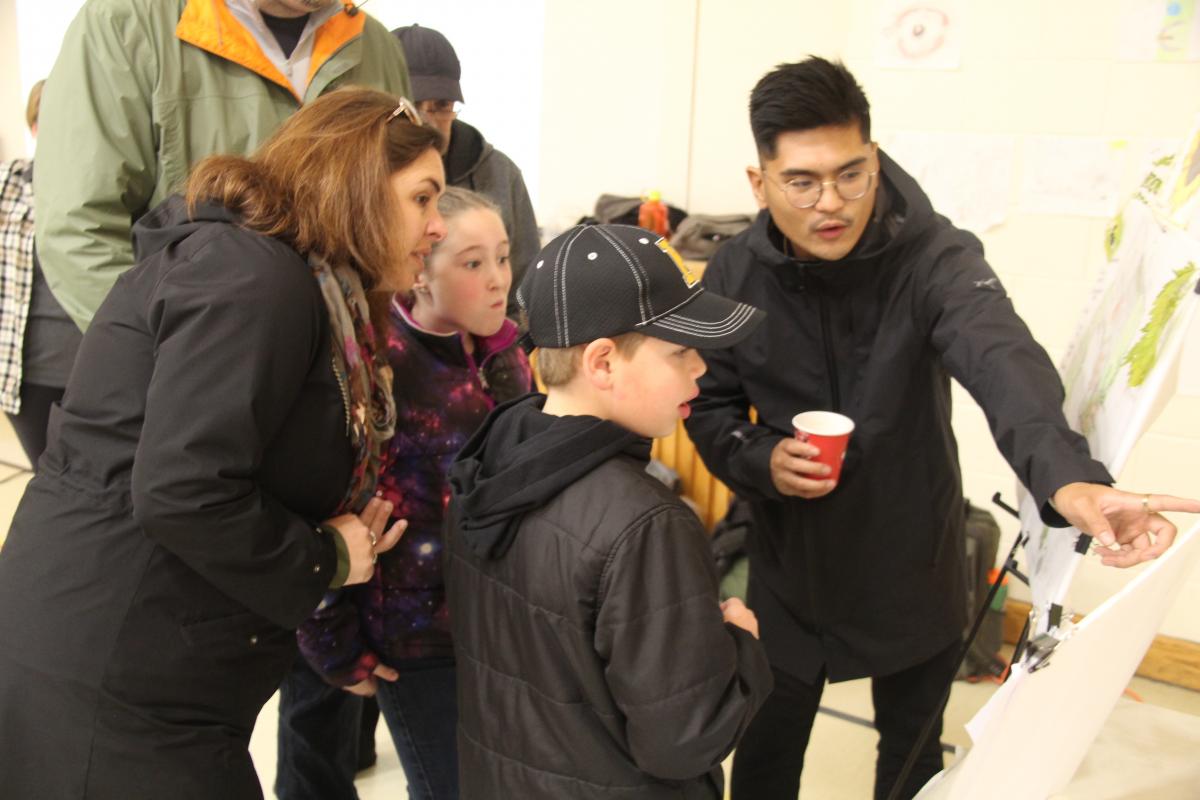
[324,496,408,585]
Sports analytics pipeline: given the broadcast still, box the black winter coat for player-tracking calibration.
[685,152,1111,683]
[446,396,773,799]
[0,197,352,799]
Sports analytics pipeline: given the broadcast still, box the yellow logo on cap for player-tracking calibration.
[656,238,698,288]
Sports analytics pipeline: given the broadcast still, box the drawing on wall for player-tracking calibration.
[1118,0,1200,62]
[877,0,962,70]
[883,132,1014,232]
[1019,136,1126,218]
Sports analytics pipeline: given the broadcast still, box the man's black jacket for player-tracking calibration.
[685,152,1111,682]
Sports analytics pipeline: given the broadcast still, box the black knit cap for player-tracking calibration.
[516,224,765,349]
[391,25,464,104]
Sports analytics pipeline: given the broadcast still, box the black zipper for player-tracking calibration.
[817,290,842,411]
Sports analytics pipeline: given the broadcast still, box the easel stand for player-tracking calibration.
[884,493,1090,800]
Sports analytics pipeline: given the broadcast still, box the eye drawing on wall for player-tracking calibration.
[1155,1,1191,53]
[1117,0,1200,62]
[876,0,962,70]
[892,6,951,59]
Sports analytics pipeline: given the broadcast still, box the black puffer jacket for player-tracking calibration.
[446,395,773,799]
[685,152,1112,684]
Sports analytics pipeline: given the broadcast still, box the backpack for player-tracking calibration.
[959,499,1007,680]
[669,214,753,260]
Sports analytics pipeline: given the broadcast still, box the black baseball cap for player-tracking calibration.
[391,25,464,104]
[517,224,765,350]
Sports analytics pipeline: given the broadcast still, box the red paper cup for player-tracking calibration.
[792,411,855,483]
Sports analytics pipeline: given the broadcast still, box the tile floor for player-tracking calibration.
[1,417,1197,798]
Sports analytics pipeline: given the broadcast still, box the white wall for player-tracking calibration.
[534,0,700,238]
[0,0,28,159]
[2,0,1198,639]
[366,0,545,212]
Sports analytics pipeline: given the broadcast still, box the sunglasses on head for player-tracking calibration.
[387,97,422,126]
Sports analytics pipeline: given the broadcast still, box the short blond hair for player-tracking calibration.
[536,332,647,387]
[26,80,45,132]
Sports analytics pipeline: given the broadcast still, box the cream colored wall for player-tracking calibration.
[535,0,700,237]
[0,0,26,159]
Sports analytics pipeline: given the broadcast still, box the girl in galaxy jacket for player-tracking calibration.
[298,187,531,798]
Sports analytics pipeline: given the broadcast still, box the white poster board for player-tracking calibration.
[916,521,1200,800]
[1021,119,1200,625]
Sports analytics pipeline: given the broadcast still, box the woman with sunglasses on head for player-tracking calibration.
[0,88,445,800]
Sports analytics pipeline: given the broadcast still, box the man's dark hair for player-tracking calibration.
[750,57,871,159]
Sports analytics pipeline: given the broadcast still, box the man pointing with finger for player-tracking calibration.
[685,57,1200,800]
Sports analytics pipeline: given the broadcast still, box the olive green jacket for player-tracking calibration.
[34,0,410,329]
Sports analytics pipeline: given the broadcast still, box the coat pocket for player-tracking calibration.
[181,611,291,654]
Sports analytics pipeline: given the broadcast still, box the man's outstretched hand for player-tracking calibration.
[1052,483,1200,568]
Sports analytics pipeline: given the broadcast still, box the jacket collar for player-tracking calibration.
[176,0,362,100]
[390,295,520,366]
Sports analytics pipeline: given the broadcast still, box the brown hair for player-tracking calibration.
[536,332,647,387]
[25,80,45,132]
[435,186,501,232]
[426,186,503,267]
[186,88,443,295]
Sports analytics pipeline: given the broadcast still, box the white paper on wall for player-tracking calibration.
[876,0,963,70]
[1117,0,1200,62]
[1019,136,1127,219]
[884,132,1015,233]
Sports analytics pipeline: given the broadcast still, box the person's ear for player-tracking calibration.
[412,269,430,296]
[580,338,617,390]
[747,165,767,210]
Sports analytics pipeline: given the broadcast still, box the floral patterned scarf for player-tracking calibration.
[310,254,396,515]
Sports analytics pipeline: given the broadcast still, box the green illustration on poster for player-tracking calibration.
[1122,262,1198,386]
[1168,128,1200,221]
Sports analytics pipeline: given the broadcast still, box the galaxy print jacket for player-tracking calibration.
[298,298,532,684]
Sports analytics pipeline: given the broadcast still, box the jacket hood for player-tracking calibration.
[132,195,240,263]
[448,394,649,559]
[444,118,494,185]
[745,149,934,285]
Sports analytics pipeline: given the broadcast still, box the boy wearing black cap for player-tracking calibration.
[444,224,774,799]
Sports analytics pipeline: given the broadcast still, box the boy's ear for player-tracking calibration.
[580,338,618,389]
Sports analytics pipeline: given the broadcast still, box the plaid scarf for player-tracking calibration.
[310,254,396,515]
